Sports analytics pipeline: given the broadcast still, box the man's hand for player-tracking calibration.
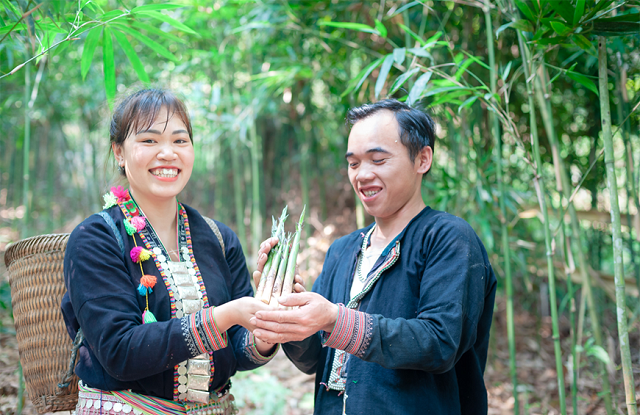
[250,292,339,343]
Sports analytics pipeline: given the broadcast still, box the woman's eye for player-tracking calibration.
[142,139,155,143]
[175,139,189,144]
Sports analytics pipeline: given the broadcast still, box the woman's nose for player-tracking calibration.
[157,143,178,160]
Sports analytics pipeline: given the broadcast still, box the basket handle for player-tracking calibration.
[56,328,84,395]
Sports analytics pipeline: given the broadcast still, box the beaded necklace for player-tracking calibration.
[356,225,376,283]
[103,186,213,403]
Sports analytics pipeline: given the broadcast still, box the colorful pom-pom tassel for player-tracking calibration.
[142,309,157,324]
[130,247,152,263]
[137,283,148,296]
[102,192,117,209]
[141,274,157,289]
[130,216,146,232]
[111,185,130,202]
[124,219,136,235]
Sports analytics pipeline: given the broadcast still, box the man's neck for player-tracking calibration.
[370,197,426,250]
[131,190,178,235]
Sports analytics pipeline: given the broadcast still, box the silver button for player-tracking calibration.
[104,401,113,411]
[123,404,132,414]
[157,254,166,263]
[153,247,162,255]
[178,384,188,393]
[85,399,92,408]
[114,402,123,412]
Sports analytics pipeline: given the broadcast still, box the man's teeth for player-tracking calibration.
[363,190,380,197]
[152,168,178,178]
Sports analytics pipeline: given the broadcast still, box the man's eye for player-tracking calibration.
[373,159,385,163]
[348,162,358,168]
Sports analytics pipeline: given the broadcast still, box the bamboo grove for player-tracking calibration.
[0,0,639,413]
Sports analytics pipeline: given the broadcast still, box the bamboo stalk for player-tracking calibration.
[269,235,291,307]
[598,36,637,415]
[515,30,567,415]
[484,6,518,413]
[534,68,614,413]
[21,61,30,239]
[230,141,248,250]
[256,207,288,300]
[282,206,305,296]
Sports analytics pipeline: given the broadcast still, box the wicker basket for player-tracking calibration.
[4,233,79,413]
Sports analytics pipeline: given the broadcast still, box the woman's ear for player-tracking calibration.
[416,146,433,175]
[112,143,124,166]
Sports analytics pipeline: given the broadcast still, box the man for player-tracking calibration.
[251,99,497,414]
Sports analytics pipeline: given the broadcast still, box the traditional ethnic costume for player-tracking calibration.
[283,207,497,415]
[61,187,276,415]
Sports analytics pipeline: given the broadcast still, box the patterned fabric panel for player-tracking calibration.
[241,331,280,365]
[181,307,228,355]
[323,304,374,358]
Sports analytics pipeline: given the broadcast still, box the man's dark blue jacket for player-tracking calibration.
[282,207,497,414]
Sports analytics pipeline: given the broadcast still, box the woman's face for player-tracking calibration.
[112,107,194,204]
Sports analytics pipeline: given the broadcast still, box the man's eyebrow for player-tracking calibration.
[345,147,391,159]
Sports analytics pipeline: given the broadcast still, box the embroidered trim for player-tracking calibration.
[325,240,401,392]
[323,305,372,357]
[242,332,279,365]
[184,307,227,353]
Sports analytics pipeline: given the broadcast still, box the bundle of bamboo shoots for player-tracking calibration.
[255,206,305,306]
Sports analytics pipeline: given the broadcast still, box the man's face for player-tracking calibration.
[346,110,432,221]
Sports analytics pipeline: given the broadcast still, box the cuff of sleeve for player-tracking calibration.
[322,304,371,356]
[187,307,228,354]
[244,331,280,365]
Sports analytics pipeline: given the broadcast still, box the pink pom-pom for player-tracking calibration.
[131,216,146,232]
[111,185,130,202]
[130,246,143,263]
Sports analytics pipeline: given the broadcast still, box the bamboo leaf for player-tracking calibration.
[514,0,535,22]
[398,23,426,46]
[583,0,614,22]
[374,19,387,38]
[375,54,395,99]
[103,27,116,109]
[573,0,586,26]
[114,24,179,62]
[407,71,432,105]
[497,20,533,37]
[566,71,598,96]
[591,20,640,36]
[407,47,434,62]
[586,345,611,365]
[112,29,150,85]
[549,0,574,24]
[318,21,378,35]
[424,31,443,45]
[550,20,571,36]
[136,10,198,35]
[388,1,421,18]
[99,10,125,21]
[128,21,187,44]
[393,47,406,64]
[131,4,187,13]
[81,26,102,80]
[573,34,593,51]
[457,95,478,114]
[501,61,513,81]
[389,67,420,94]
[341,58,383,97]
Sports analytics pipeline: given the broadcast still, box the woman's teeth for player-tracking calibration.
[363,190,380,197]
[152,168,178,178]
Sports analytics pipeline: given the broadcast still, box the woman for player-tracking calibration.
[61,88,277,415]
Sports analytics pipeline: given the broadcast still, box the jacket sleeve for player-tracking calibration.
[65,217,202,381]
[322,217,494,373]
[214,221,279,370]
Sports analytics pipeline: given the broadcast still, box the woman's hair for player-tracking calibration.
[109,88,193,176]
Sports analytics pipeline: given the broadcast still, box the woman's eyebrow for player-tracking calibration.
[172,129,189,135]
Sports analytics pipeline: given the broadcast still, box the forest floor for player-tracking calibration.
[0,216,638,415]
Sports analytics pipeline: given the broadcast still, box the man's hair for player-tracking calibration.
[346,99,436,163]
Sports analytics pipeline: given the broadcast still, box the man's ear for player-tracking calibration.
[416,146,433,175]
